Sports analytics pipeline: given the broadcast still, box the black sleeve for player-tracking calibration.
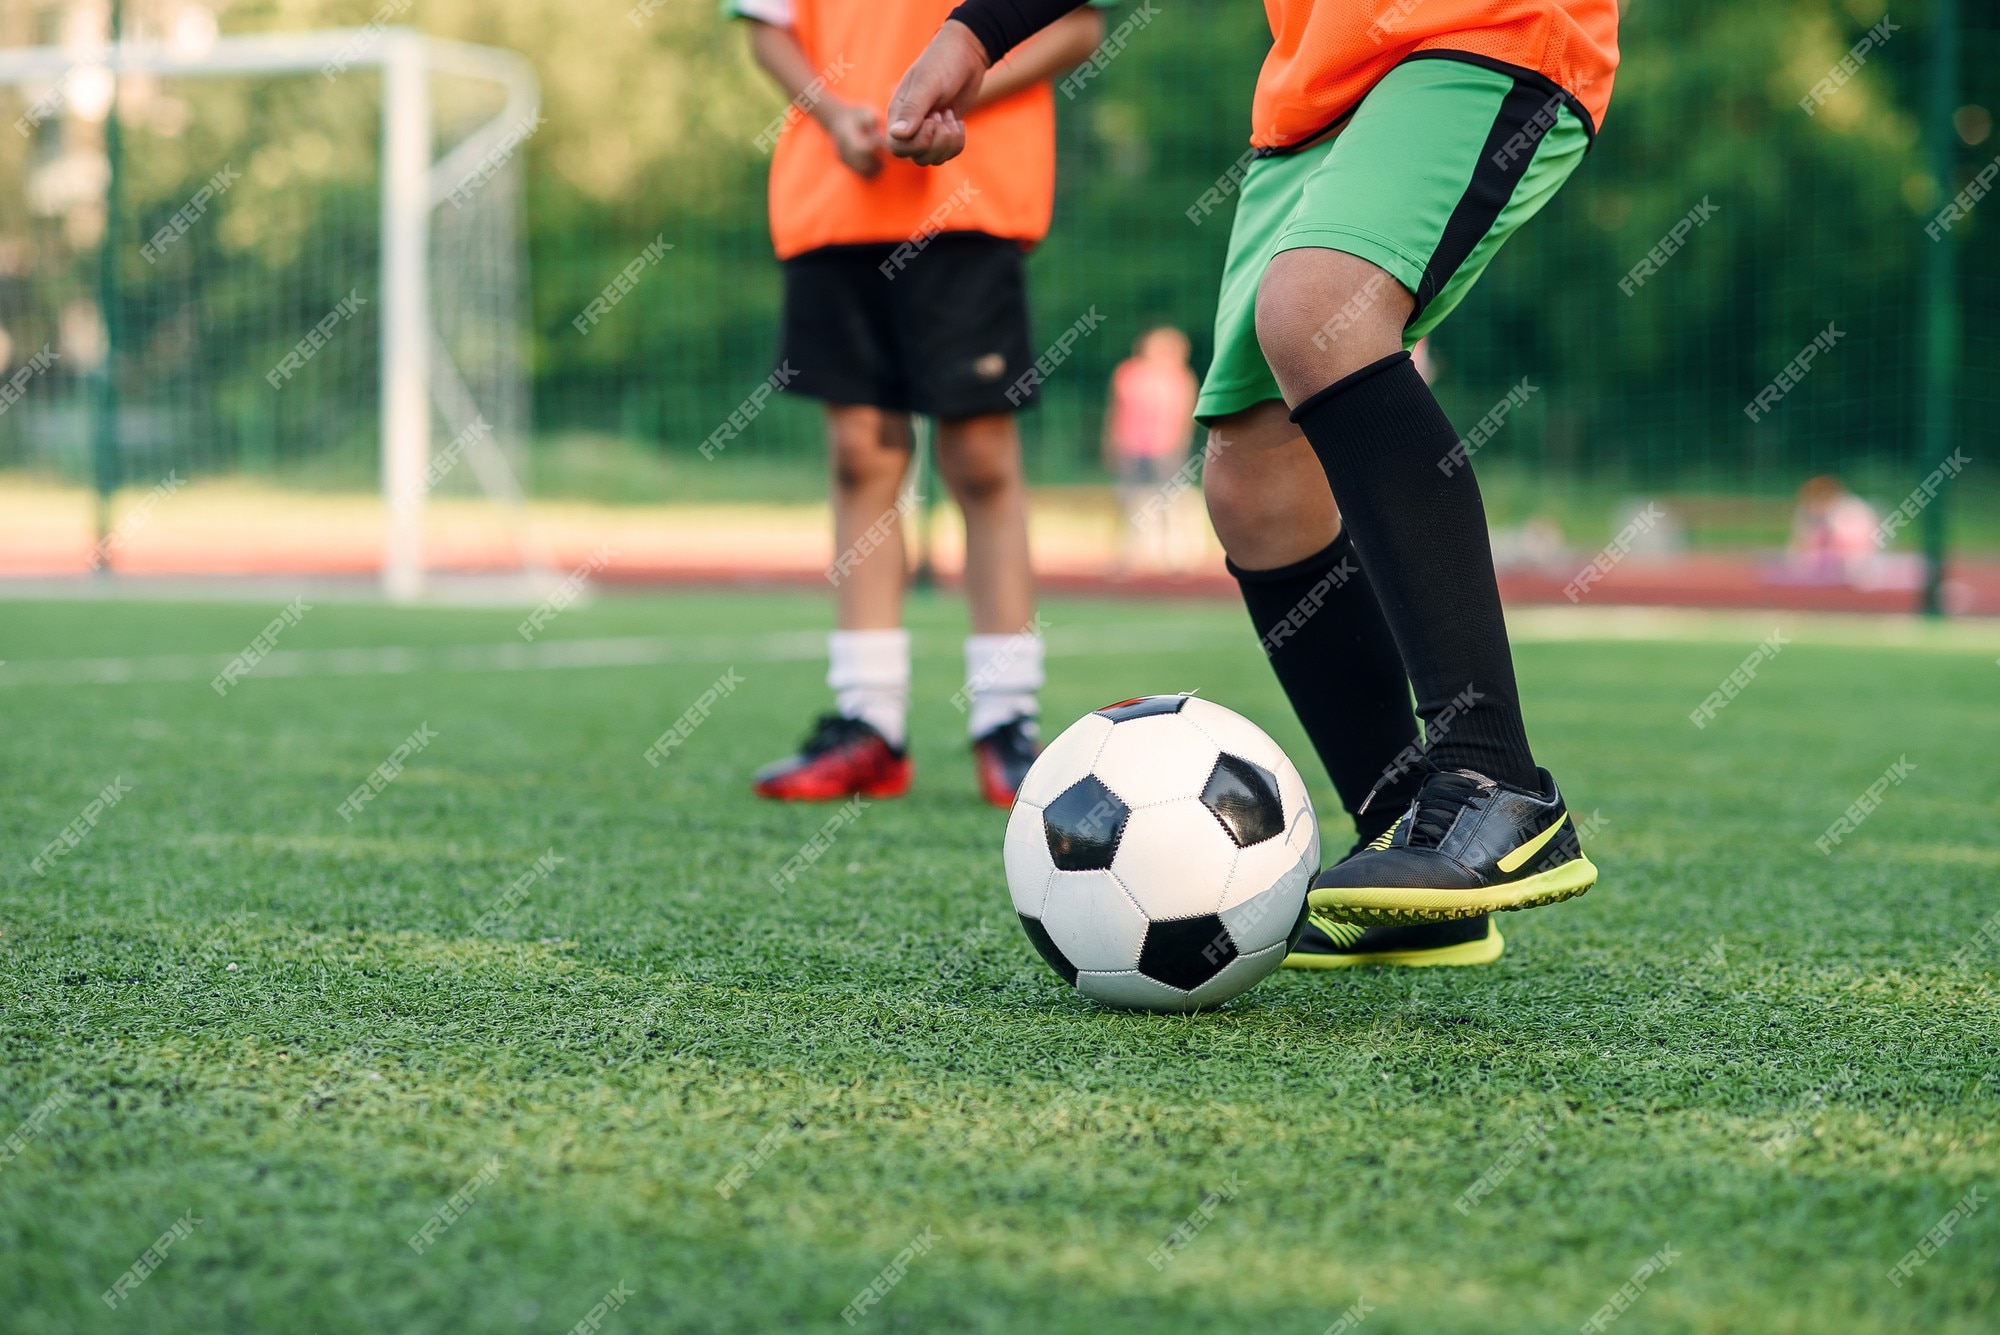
[947,0,1090,65]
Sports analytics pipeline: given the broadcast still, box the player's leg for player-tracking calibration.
[1201,401,1502,967]
[1194,139,1502,965]
[1196,141,1421,835]
[903,233,1046,805]
[934,412,1044,805]
[754,247,917,801]
[933,413,1034,637]
[1258,247,1532,795]
[829,404,914,634]
[826,401,918,737]
[1250,58,1597,924]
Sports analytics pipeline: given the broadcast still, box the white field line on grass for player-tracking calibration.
[0,624,1225,688]
[1504,605,2000,654]
[0,632,829,687]
[4,606,1998,688]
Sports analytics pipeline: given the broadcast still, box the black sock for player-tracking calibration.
[1229,532,1422,843]
[1291,351,1538,790]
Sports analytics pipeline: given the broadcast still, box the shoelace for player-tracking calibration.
[1405,770,1490,848]
[1356,754,1446,818]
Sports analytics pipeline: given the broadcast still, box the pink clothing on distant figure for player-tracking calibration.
[1796,494,1878,562]
[1107,357,1197,461]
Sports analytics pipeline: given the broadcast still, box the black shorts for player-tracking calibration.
[777,231,1037,420]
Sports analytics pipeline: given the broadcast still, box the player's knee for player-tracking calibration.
[828,416,907,495]
[945,452,1016,507]
[1253,251,1407,390]
[937,420,1021,508]
[1252,277,1341,390]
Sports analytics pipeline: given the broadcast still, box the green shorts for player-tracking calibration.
[1194,56,1592,423]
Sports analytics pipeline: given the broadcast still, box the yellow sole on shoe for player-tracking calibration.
[1307,856,1598,927]
[1282,921,1504,969]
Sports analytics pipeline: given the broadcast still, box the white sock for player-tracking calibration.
[828,629,910,749]
[964,630,1044,739]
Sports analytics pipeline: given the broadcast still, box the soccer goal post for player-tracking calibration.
[0,26,539,600]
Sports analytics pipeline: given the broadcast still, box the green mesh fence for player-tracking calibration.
[0,0,1994,577]
[565,0,2000,565]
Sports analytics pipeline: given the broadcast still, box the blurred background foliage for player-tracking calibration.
[0,0,1994,546]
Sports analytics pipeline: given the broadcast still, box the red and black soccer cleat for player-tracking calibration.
[753,714,911,802]
[970,716,1040,808]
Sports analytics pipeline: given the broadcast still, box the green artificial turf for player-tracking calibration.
[1,589,1996,1334]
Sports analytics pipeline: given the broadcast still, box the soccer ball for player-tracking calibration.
[1004,694,1319,1012]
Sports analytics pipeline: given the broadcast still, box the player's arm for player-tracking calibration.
[740,12,884,177]
[971,7,1105,109]
[886,1,1089,164]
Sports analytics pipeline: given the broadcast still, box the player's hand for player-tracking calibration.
[885,20,989,165]
[821,100,886,178]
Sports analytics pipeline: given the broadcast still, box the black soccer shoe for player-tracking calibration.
[1283,914,1504,968]
[1283,829,1505,967]
[1307,765,1596,927]
[972,716,1039,808]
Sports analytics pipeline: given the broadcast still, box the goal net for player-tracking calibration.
[0,20,539,598]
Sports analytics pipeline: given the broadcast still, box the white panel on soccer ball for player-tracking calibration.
[1109,797,1237,921]
[1015,712,1115,809]
[1184,940,1290,1010]
[1219,826,1308,912]
[1218,857,1311,954]
[1039,869,1148,972]
[1285,803,1323,865]
[1088,714,1222,810]
[1004,799,1055,917]
[1178,697,1288,776]
[1075,969,1201,1013]
[1271,760,1312,836]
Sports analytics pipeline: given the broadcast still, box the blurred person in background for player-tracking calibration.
[728,0,1107,807]
[1103,325,1199,573]
[1787,474,1881,583]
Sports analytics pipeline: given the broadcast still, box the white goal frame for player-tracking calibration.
[0,27,540,601]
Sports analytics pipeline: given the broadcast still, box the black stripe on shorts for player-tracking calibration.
[1411,75,1567,323]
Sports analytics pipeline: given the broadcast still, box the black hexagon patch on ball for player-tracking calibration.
[1043,775,1128,871]
[1201,753,1285,847]
[1139,914,1236,991]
